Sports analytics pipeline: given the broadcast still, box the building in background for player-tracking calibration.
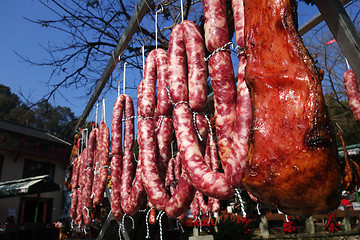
[0,119,71,225]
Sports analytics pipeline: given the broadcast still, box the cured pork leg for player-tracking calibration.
[241,0,342,216]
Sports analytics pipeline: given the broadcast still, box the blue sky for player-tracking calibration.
[0,1,319,124]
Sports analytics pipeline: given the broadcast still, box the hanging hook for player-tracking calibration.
[155,4,164,49]
[180,0,184,22]
[142,45,145,77]
[123,62,127,95]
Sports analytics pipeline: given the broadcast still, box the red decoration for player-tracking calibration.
[18,139,25,148]
[283,216,296,234]
[50,146,55,155]
[34,142,40,152]
[325,212,340,232]
[236,217,252,234]
[326,39,337,46]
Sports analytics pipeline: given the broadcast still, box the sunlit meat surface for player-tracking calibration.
[241,0,342,216]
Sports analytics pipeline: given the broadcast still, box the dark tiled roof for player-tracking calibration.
[0,119,70,146]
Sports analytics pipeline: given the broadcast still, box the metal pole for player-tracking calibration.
[298,0,351,36]
[315,0,360,79]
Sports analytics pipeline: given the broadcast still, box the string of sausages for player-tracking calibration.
[69,0,252,231]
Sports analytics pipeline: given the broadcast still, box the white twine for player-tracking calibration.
[164,86,206,142]
[199,216,203,232]
[285,214,289,223]
[156,210,166,240]
[206,212,212,225]
[145,207,154,239]
[193,112,204,142]
[118,222,123,240]
[94,165,108,177]
[204,42,244,62]
[122,115,137,122]
[83,206,90,219]
[133,152,138,163]
[235,188,247,218]
[256,203,261,215]
[171,140,175,158]
[204,114,214,140]
[176,219,184,233]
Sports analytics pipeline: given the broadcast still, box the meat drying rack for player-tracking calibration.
[70,0,360,239]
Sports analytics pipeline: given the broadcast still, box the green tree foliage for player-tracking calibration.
[0,84,77,143]
[30,101,78,143]
[0,84,32,125]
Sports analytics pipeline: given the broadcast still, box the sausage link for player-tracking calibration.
[190,195,200,219]
[165,157,175,187]
[71,156,80,190]
[174,152,181,182]
[121,93,146,215]
[223,0,251,187]
[225,74,251,187]
[208,52,236,168]
[155,48,173,184]
[182,21,208,112]
[173,104,234,199]
[232,0,245,48]
[110,95,126,220]
[124,95,135,151]
[83,129,97,209]
[203,0,230,51]
[168,24,187,103]
[75,149,87,224]
[156,48,172,116]
[344,69,360,127]
[121,153,146,215]
[167,20,234,199]
[93,121,110,206]
[140,49,170,209]
[165,116,208,218]
[156,117,173,180]
[70,188,78,220]
[195,190,210,213]
[111,95,126,155]
[91,127,100,206]
[110,154,123,220]
[165,172,196,218]
[203,0,236,169]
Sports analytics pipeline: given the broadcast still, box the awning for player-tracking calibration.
[0,175,60,198]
